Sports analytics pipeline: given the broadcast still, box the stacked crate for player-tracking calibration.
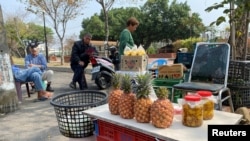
[227,60,250,110]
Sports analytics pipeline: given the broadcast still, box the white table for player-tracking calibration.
[83,104,243,141]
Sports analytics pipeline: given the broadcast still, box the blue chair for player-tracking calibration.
[147,59,167,77]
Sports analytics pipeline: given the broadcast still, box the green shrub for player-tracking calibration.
[147,45,157,54]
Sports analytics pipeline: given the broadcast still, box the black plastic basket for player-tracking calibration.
[228,60,250,87]
[229,86,250,110]
[50,90,107,138]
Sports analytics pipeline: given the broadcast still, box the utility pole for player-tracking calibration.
[43,12,49,63]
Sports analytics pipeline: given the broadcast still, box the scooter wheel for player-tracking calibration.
[95,71,111,90]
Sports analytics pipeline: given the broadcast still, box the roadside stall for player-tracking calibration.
[83,101,242,141]
[84,44,242,141]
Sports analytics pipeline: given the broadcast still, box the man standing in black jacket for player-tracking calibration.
[69,33,98,90]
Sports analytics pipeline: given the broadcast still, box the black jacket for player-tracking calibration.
[70,40,98,68]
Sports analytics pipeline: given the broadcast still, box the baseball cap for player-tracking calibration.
[29,42,39,49]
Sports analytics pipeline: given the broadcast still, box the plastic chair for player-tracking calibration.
[173,42,234,112]
[15,81,31,102]
[147,59,167,77]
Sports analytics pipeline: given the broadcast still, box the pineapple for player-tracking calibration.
[150,87,174,128]
[134,73,153,123]
[108,73,123,115]
[118,74,136,119]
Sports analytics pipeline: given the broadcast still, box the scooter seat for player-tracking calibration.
[101,57,112,63]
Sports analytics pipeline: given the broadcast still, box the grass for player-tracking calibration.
[12,57,24,65]
[12,56,70,67]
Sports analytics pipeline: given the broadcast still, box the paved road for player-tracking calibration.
[0,70,105,141]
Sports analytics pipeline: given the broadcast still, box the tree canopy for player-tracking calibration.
[205,0,250,60]
[80,0,205,50]
[5,17,53,57]
[21,0,87,64]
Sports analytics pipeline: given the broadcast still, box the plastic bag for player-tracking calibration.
[124,46,132,56]
[137,45,146,56]
[131,45,138,56]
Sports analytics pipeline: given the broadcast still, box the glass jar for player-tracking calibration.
[197,91,214,120]
[182,94,203,127]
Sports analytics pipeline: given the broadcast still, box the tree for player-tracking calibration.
[22,0,87,65]
[108,7,142,42]
[80,7,142,41]
[205,0,250,60]
[138,0,204,50]
[0,6,19,114]
[96,0,114,43]
[5,17,53,57]
[81,0,205,50]
[80,14,105,39]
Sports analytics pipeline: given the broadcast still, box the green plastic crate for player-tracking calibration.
[152,78,183,103]
[151,78,183,86]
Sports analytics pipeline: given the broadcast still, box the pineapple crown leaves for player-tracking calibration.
[155,87,169,99]
[135,72,152,99]
[111,73,122,89]
[121,74,133,94]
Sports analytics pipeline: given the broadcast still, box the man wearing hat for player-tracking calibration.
[24,42,54,92]
[69,33,98,90]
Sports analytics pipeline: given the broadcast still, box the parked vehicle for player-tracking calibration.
[90,54,115,90]
[107,46,120,71]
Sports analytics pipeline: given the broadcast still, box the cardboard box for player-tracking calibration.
[120,55,148,71]
[158,64,183,79]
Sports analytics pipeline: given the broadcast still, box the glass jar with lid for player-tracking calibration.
[197,91,214,120]
[182,94,203,127]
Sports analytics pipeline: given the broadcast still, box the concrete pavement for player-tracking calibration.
[0,69,102,141]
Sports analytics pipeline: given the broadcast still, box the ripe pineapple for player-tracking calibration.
[150,87,174,128]
[118,74,136,119]
[108,73,123,115]
[134,73,153,123]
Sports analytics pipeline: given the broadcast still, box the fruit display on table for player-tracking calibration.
[108,73,123,115]
[150,87,174,128]
[118,74,136,119]
[134,73,153,123]
[182,95,203,127]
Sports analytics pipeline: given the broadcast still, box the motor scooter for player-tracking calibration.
[90,54,115,90]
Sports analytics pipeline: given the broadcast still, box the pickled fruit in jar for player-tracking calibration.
[182,95,203,127]
[203,100,214,120]
[197,91,214,120]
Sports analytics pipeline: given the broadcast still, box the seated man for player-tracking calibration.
[25,42,54,92]
[69,33,98,90]
[12,65,52,100]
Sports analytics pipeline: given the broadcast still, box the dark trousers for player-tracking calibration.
[70,64,87,90]
[114,63,120,71]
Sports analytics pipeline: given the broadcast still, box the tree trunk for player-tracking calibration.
[60,39,64,65]
[235,11,249,60]
[104,10,109,57]
[230,2,236,60]
[243,11,250,60]
[0,6,19,114]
